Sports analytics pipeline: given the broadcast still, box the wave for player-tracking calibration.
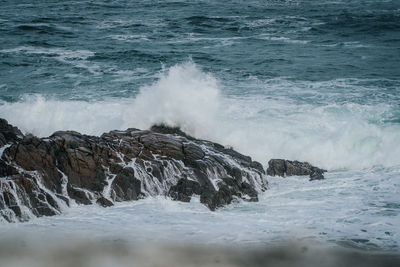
[0,62,399,170]
[257,35,309,44]
[0,46,99,75]
[15,23,73,34]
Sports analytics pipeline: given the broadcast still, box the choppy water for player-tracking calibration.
[0,0,399,252]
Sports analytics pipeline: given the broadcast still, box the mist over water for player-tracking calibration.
[0,0,399,254]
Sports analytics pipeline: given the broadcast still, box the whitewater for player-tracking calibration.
[1,62,399,170]
[1,62,399,252]
[0,0,399,254]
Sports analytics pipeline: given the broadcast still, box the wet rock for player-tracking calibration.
[183,143,205,165]
[150,124,195,140]
[112,169,141,201]
[169,178,202,202]
[0,120,267,222]
[266,159,286,176]
[309,170,325,181]
[55,194,70,206]
[67,186,93,205]
[96,197,114,207]
[0,118,23,146]
[267,159,327,181]
[240,182,258,202]
[0,161,18,177]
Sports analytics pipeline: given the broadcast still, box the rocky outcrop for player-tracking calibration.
[0,118,23,147]
[266,159,327,181]
[0,119,267,222]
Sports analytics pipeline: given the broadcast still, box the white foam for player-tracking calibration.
[0,46,99,74]
[0,62,399,170]
[102,166,116,200]
[0,144,12,159]
[1,46,94,59]
[96,19,166,29]
[0,168,398,251]
[126,157,185,197]
[57,169,69,197]
[0,179,35,222]
[245,18,277,28]
[257,34,309,44]
[108,34,149,42]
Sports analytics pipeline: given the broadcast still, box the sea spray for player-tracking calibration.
[130,61,221,137]
[0,61,400,170]
[0,61,221,139]
[1,62,399,170]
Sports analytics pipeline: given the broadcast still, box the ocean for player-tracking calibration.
[0,0,399,253]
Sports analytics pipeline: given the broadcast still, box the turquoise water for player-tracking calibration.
[0,0,399,252]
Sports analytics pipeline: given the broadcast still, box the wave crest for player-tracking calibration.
[0,62,399,170]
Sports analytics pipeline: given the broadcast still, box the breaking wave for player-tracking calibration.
[0,62,399,170]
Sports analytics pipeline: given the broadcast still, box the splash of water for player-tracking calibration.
[0,62,399,170]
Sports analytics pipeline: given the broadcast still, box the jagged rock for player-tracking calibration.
[309,171,325,181]
[67,186,93,205]
[0,118,23,147]
[0,119,267,222]
[169,178,202,202]
[150,124,195,140]
[96,197,114,207]
[267,159,327,181]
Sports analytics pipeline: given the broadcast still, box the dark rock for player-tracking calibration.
[240,182,258,202]
[150,124,195,140]
[55,194,70,206]
[67,186,93,205]
[266,159,286,176]
[96,197,114,207]
[183,143,205,165]
[199,185,235,211]
[226,166,243,183]
[200,190,217,211]
[0,119,267,222]
[35,205,58,217]
[0,160,18,177]
[250,161,265,174]
[222,177,238,188]
[112,169,141,201]
[0,133,5,148]
[267,159,327,180]
[309,170,325,181]
[9,205,23,218]
[169,178,202,202]
[0,119,23,146]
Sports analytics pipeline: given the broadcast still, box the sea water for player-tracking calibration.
[0,0,399,252]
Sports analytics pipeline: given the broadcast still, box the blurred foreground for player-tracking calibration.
[1,240,399,267]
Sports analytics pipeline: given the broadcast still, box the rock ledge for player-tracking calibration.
[267,159,327,181]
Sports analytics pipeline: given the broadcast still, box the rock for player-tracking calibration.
[150,124,195,140]
[67,186,93,205]
[309,171,325,181]
[169,178,202,202]
[267,159,327,181]
[200,184,233,211]
[0,120,267,222]
[0,118,23,146]
[96,197,114,207]
[266,159,286,177]
[112,168,142,201]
